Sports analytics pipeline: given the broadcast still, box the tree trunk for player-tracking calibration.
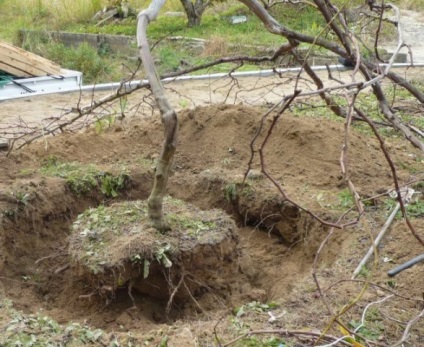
[137,0,178,231]
[180,0,208,27]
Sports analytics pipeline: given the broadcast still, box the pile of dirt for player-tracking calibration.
[0,103,422,346]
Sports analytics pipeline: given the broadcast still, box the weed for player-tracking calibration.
[349,319,385,342]
[404,200,424,218]
[412,181,424,190]
[159,336,169,347]
[40,157,130,197]
[154,243,173,268]
[99,171,129,197]
[2,191,31,218]
[358,265,371,278]
[235,336,287,347]
[224,181,255,202]
[338,189,354,208]
[178,98,190,108]
[234,301,279,317]
[18,168,35,177]
[95,114,116,133]
[15,191,30,206]
[168,213,216,236]
[221,157,233,167]
[387,279,396,288]
[224,182,238,202]
[384,197,424,219]
[1,311,104,346]
[130,253,142,265]
[3,209,15,218]
[202,35,229,57]
[44,42,110,83]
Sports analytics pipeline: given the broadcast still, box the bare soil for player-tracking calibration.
[0,81,423,346]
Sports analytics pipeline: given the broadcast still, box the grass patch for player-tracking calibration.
[224,181,256,202]
[0,0,420,81]
[234,337,287,347]
[0,298,153,346]
[384,197,424,219]
[20,37,132,83]
[40,156,130,197]
[0,300,106,347]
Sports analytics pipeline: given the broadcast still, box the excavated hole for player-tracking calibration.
[1,173,327,332]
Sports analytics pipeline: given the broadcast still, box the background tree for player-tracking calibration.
[179,0,210,26]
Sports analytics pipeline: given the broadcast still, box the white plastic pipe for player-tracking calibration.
[2,63,424,100]
[83,63,424,93]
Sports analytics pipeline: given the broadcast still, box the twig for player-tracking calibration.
[324,279,424,302]
[222,329,353,347]
[355,107,424,246]
[352,200,401,278]
[0,276,42,286]
[354,295,394,334]
[54,263,70,274]
[35,252,68,265]
[392,308,424,347]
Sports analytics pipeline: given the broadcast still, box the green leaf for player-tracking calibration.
[161,254,172,268]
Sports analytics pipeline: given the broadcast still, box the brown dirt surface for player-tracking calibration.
[0,94,423,346]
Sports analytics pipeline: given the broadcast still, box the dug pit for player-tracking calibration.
[1,103,422,345]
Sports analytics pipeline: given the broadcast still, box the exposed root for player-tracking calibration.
[166,272,185,315]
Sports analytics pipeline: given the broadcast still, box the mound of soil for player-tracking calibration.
[70,198,240,302]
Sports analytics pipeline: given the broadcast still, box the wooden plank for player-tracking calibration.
[0,46,61,73]
[0,48,60,76]
[0,52,55,77]
[0,40,61,77]
[0,61,32,78]
[0,41,61,73]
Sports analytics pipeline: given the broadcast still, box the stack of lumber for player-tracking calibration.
[0,40,61,78]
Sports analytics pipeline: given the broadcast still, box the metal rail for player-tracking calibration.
[1,63,424,101]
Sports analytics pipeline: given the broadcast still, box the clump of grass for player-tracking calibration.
[43,42,112,83]
[40,156,130,197]
[202,35,228,57]
[384,197,424,219]
[1,0,106,28]
[0,307,106,346]
[338,189,355,208]
[391,0,424,11]
[224,181,255,202]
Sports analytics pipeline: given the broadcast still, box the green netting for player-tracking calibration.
[0,71,13,87]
